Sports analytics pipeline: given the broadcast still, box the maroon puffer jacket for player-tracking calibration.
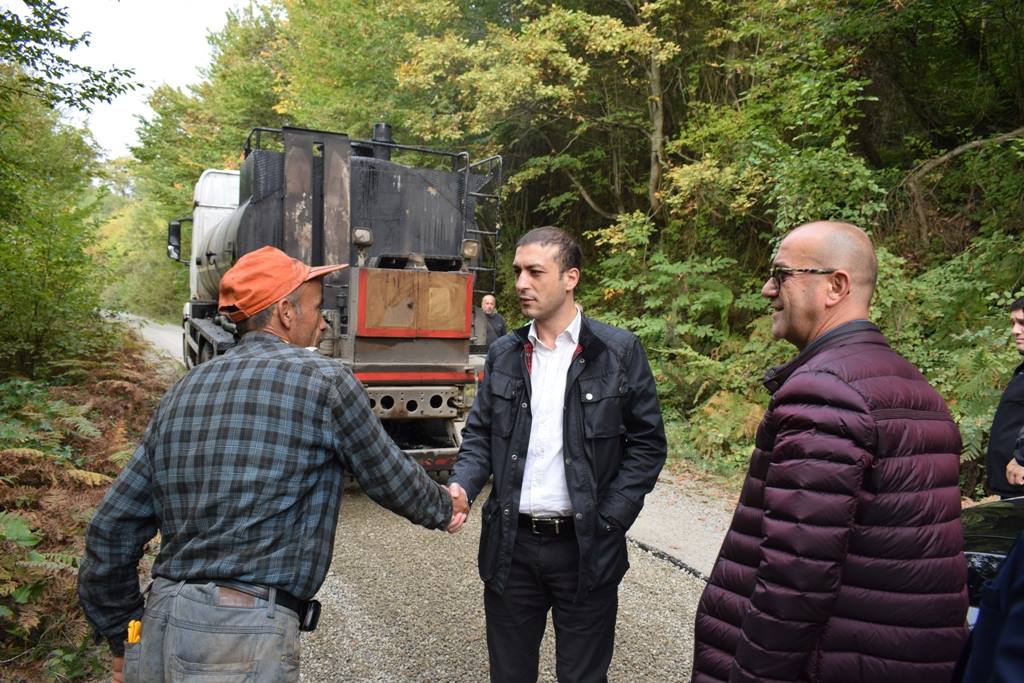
[692,321,968,682]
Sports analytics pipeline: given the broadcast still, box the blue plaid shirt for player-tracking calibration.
[78,332,451,646]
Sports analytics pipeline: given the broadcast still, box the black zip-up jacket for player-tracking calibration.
[987,362,1024,497]
[451,316,667,598]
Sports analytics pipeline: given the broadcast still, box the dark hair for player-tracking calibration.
[516,226,582,273]
[1011,297,1024,313]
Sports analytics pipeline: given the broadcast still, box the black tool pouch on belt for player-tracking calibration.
[299,599,321,632]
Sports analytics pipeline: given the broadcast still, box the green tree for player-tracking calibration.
[0,0,135,111]
[0,67,101,375]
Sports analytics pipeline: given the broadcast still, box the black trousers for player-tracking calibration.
[485,527,618,683]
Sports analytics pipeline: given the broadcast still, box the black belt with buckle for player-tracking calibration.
[519,514,574,536]
[183,579,321,631]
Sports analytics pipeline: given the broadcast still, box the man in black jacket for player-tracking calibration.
[988,297,1024,498]
[448,226,667,683]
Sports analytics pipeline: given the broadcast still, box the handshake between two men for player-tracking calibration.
[445,482,470,534]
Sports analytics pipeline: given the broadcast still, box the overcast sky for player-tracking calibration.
[62,0,247,158]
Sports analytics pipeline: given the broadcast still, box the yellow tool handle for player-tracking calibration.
[127,619,142,643]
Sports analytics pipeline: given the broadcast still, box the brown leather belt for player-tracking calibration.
[519,514,574,536]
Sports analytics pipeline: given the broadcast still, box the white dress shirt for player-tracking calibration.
[518,311,582,517]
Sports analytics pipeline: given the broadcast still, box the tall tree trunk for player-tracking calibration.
[648,45,665,218]
[612,145,626,215]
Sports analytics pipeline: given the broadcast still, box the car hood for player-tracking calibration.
[962,496,1024,554]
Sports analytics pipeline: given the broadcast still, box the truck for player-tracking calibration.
[166,124,501,474]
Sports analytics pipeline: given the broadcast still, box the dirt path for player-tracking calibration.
[120,313,184,366]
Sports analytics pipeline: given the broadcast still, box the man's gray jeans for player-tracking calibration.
[122,577,301,682]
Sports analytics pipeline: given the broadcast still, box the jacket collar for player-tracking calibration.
[763,319,885,394]
[513,314,607,363]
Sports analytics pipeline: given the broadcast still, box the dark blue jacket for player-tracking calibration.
[958,531,1024,682]
[451,316,667,598]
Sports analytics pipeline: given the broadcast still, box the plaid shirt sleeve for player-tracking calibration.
[77,440,158,655]
[327,368,452,530]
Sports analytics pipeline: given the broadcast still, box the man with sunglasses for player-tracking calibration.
[692,221,968,682]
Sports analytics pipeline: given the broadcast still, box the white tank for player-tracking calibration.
[190,170,239,300]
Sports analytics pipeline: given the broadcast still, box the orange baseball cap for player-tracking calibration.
[218,246,348,322]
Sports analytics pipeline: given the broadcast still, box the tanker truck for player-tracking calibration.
[166,124,501,473]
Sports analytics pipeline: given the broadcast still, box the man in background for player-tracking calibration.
[449,227,666,682]
[692,221,967,682]
[987,297,1024,497]
[482,293,507,347]
[79,246,467,682]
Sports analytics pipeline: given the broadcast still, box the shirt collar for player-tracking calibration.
[239,330,288,346]
[528,309,582,350]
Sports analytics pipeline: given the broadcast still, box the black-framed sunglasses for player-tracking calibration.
[768,266,837,290]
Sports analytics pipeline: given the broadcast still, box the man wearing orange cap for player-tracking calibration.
[78,246,468,682]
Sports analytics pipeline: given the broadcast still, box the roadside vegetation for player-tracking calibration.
[0,3,167,677]
[0,325,172,680]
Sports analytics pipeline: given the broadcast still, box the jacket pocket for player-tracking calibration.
[579,377,626,439]
[589,515,629,589]
[477,497,501,582]
[489,373,524,438]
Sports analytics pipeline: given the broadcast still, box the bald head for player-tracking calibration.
[786,221,877,305]
[763,221,877,349]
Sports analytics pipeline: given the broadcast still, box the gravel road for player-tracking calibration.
[300,483,714,682]
[111,312,185,366]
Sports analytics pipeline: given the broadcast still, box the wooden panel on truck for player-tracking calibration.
[364,270,416,329]
[357,269,471,338]
[420,272,471,333]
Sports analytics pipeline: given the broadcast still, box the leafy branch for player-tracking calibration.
[0,0,137,111]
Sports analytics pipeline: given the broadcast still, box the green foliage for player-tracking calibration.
[584,212,740,351]
[0,511,39,548]
[96,198,190,323]
[871,234,1024,496]
[277,0,414,135]
[0,377,101,468]
[0,328,163,680]
[0,66,106,377]
[0,508,71,658]
[43,636,104,681]
[0,0,135,111]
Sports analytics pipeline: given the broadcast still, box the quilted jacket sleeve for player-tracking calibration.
[731,370,875,683]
